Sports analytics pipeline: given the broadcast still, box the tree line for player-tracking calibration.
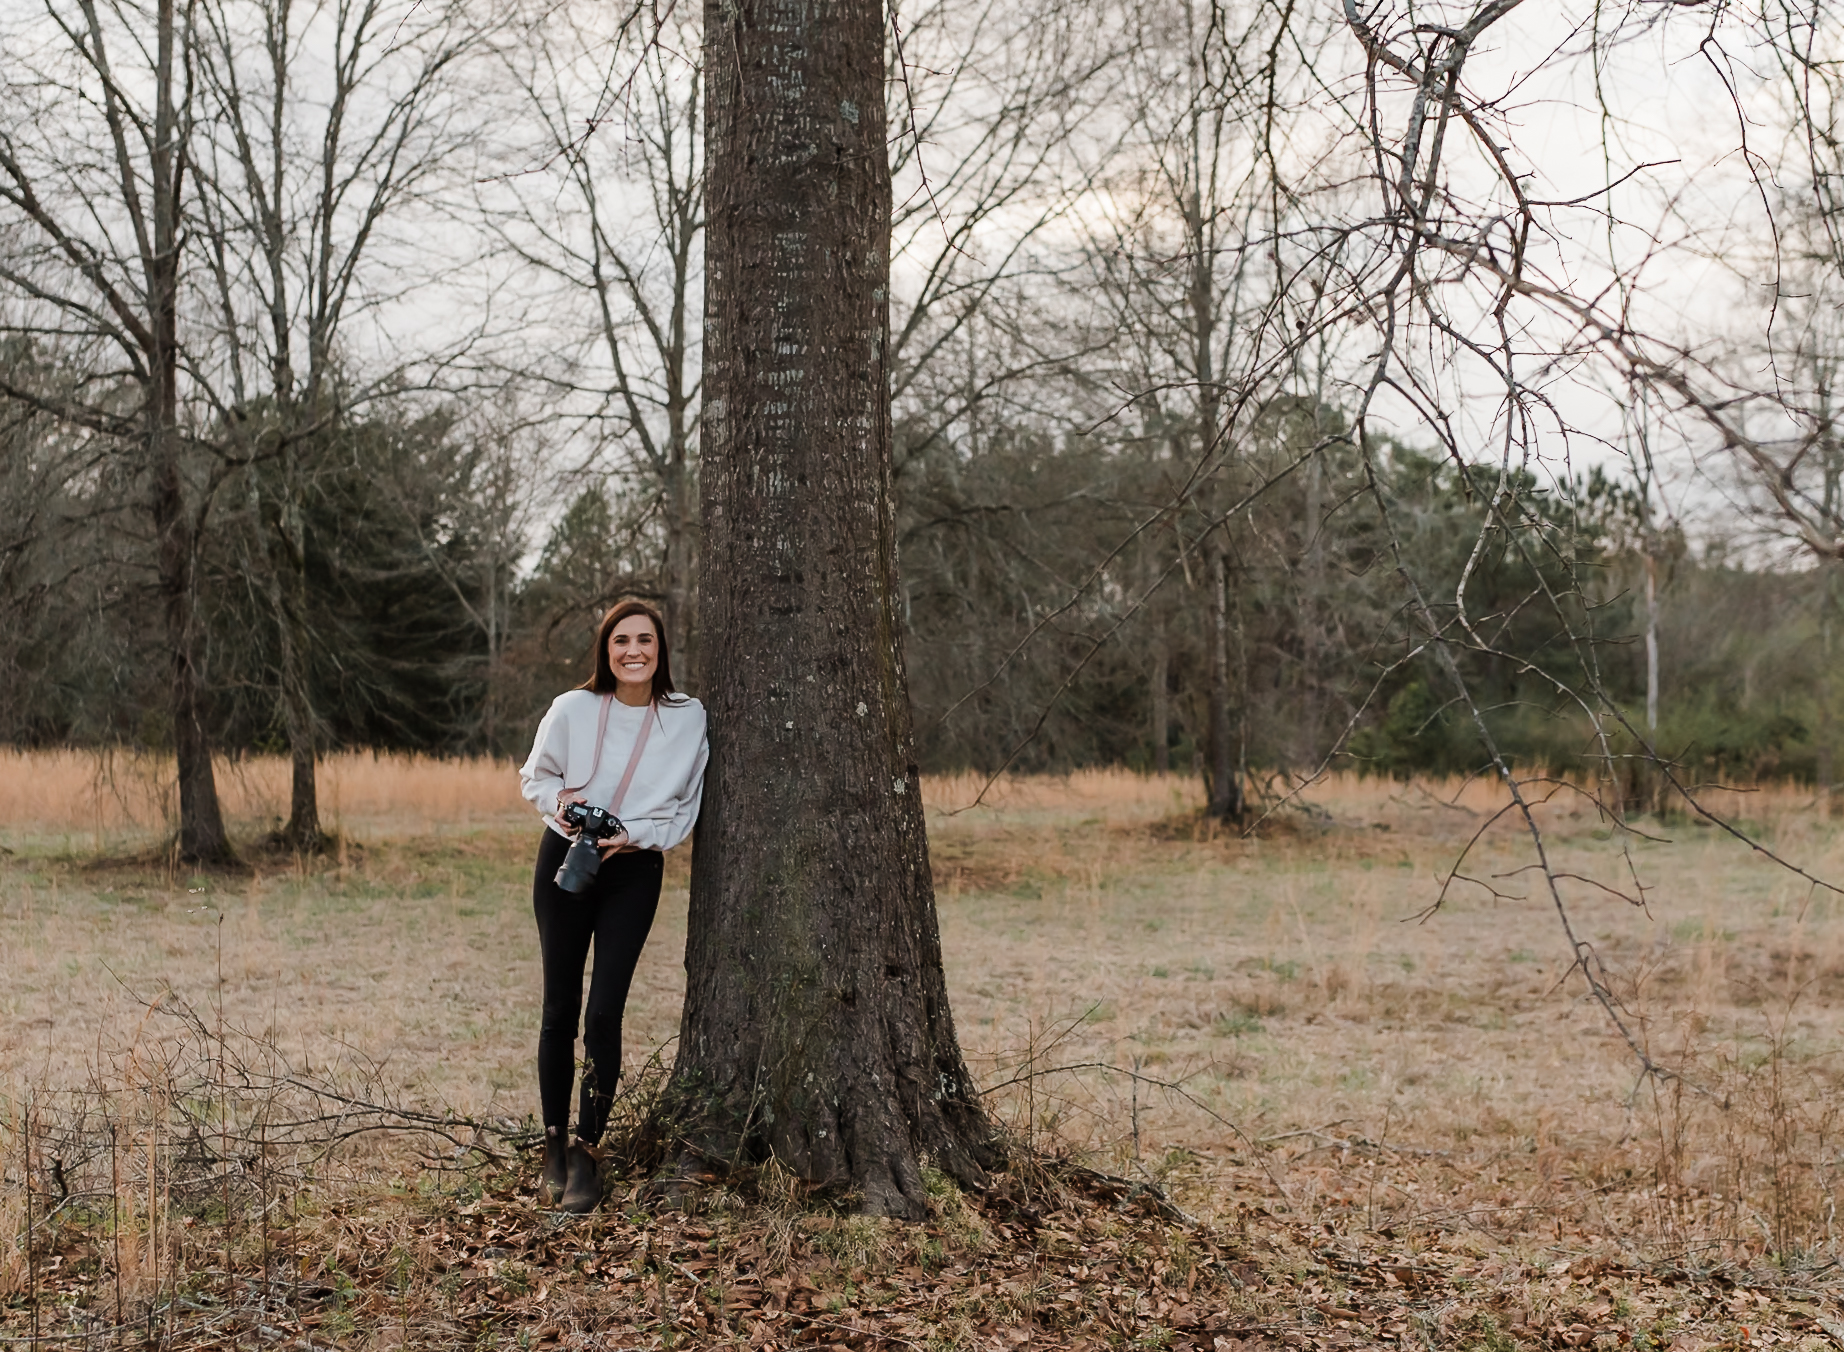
[5,1,1844,861]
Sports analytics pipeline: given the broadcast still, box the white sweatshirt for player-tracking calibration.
[518,689,709,852]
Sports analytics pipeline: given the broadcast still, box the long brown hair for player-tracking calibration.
[581,599,682,703]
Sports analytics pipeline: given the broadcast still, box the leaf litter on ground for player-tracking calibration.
[8,1146,1844,1351]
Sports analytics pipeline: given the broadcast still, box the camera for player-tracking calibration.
[554,800,628,893]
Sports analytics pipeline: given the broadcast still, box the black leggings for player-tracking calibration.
[532,830,663,1143]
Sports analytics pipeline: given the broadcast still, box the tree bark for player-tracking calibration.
[661,0,997,1217]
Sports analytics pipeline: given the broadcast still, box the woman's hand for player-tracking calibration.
[596,830,633,859]
[555,791,586,828]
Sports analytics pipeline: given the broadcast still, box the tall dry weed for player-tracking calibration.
[5,749,1822,841]
[1,984,518,1345]
[0,748,528,841]
[1631,993,1844,1260]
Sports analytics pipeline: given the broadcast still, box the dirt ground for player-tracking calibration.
[3,756,1843,1348]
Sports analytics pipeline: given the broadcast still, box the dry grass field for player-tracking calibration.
[4,751,1844,1349]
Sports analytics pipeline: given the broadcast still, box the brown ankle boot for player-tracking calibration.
[560,1140,602,1214]
[539,1127,568,1206]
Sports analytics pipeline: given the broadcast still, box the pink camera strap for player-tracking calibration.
[607,700,657,814]
[563,694,657,814]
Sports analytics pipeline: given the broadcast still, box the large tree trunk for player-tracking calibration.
[660,0,996,1218]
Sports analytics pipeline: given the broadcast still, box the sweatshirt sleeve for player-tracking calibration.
[623,711,709,853]
[519,698,571,821]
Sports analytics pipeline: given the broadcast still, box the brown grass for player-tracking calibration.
[0,748,528,845]
[4,758,1844,1347]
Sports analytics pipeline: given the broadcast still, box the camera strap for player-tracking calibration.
[561,694,616,797]
[561,696,655,813]
[607,700,657,815]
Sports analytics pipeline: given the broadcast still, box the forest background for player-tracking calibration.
[5,0,1842,834]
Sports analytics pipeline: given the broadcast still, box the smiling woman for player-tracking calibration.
[516,599,708,1213]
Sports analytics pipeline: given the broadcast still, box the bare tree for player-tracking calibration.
[883,0,1124,443]
[1757,0,1844,565]
[0,0,236,860]
[1064,0,1341,817]
[189,0,480,845]
[484,5,706,675]
[1311,0,1844,1070]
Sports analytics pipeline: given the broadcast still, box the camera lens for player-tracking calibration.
[554,836,602,893]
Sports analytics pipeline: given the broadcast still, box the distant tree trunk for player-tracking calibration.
[483,558,503,756]
[1300,450,1325,762]
[1181,45,1239,822]
[155,426,233,864]
[150,1,232,864]
[1236,550,1250,792]
[1820,562,1838,819]
[1205,541,1243,821]
[254,468,321,847]
[660,0,996,1217]
[1643,549,1660,737]
[252,437,321,847]
[1635,544,1664,816]
[662,431,698,686]
[284,689,318,839]
[1151,634,1170,774]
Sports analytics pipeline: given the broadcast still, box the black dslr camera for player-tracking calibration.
[554,800,627,894]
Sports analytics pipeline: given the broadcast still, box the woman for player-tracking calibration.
[519,599,708,1212]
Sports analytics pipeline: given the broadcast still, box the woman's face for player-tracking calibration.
[607,614,659,689]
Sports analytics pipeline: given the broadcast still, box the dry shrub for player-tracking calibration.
[0,1171,21,1302]
[1,988,512,1344]
[1628,999,1844,1259]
